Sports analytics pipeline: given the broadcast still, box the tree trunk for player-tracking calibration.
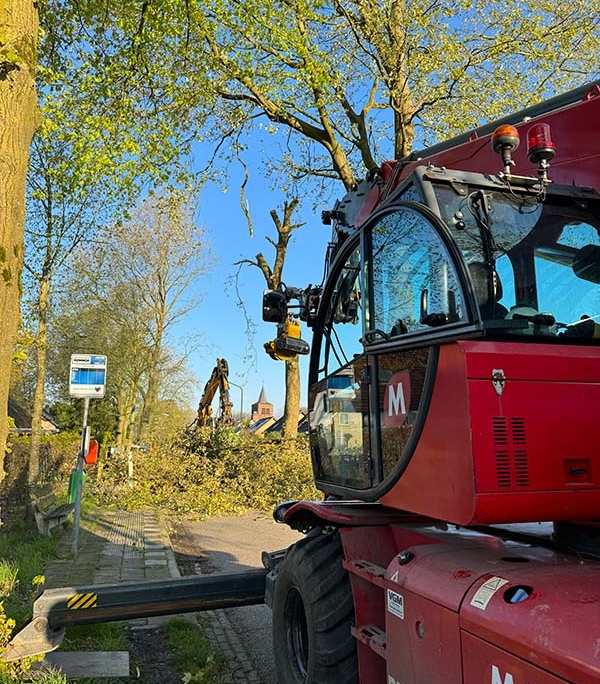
[0,2,39,481]
[138,312,165,443]
[116,387,136,451]
[29,276,50,485]
[388,0,415,158]
[115,406,127,452]
[282,356,300,439]
[137,347,160,443]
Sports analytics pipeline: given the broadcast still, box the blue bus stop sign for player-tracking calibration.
[69,354,107,398]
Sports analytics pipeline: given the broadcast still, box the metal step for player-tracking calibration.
[352,623,386,658]
[344,559,387,587]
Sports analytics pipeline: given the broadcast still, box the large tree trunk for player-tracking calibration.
[0,2,39,481]
[29,276,50,485]
[282,356,300,439]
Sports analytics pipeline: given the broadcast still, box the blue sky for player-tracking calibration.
[179,155,335,418]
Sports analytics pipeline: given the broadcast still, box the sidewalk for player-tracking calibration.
[41,508,268,683]
[43,508,180,627]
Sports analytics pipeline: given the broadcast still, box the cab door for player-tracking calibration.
[309,203,476,498]
[363,203,475,493]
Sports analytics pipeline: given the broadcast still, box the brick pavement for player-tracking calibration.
[42,508,266,683]
[202,608,264,684]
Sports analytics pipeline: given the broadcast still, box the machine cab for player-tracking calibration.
[308,166,600,524]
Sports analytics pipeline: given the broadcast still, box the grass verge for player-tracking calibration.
[0,517,64,683]
[0,520,57,624]
[161,616,225,683]
[55,616,225,684]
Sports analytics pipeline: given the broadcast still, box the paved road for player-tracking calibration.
[174,512,302,684]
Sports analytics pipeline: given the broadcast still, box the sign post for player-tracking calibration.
[69,354,107,556]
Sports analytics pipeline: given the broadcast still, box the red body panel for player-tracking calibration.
[387,590,461,684]
[461,561,600,683]
[423,91,600,191]
[356,87,600,227]
[380,340,600,525]
[339,523,600,684]
[462,634,570,684]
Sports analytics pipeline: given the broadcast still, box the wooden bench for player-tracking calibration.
[32,501,75,536]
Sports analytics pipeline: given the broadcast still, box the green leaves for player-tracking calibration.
[34,0,598,201]
[95,428,318,515]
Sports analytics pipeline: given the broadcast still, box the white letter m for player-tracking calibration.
[492,665,514,684]
[388,383,406,416]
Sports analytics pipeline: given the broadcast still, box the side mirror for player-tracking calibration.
[573,245,600,284]
[262,289,288,323]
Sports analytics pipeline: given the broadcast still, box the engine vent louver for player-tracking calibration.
[493,417,530,488]
[495,450,512,487]
[511,417,526,445]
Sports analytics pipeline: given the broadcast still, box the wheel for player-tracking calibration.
[272,530,358,684]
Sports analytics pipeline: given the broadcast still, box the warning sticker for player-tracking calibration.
[470,576,508,610]
[387,589,404,619]
[67,592,98,610]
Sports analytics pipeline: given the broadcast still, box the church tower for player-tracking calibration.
[251,386,273,422]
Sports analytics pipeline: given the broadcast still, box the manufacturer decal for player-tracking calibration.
[470,576,508,610]
[386,589,404,619]
[491,665,514,684]
[383,371,411,427]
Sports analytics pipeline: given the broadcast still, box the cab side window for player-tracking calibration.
[368,207,466,338]
[318,246,363,375]
[311,245,371,489]
[365,207,466,486]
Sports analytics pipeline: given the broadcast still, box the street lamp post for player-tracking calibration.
[228,381,244,424]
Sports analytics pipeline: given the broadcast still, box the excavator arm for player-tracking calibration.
[196,358,234,427]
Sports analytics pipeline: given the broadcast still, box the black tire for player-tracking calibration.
[272,530,358,684]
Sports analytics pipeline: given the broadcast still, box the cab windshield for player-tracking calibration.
[433,182,600,341]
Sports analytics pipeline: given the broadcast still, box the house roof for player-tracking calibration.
[265,412,309,435]
[8,397,60,433]
[247,416,276,435]
[8,397,30,429]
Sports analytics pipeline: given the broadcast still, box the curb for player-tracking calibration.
[166,516,267,684]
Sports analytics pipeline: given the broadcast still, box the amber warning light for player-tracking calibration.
[491,124,520,176]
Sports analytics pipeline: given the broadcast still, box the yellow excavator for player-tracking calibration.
[196,358,234,427]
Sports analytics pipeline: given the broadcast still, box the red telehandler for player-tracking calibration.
[6,81,600,684]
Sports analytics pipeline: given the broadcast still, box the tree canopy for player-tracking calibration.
[41,1,600,193]
[163,0,600,189]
